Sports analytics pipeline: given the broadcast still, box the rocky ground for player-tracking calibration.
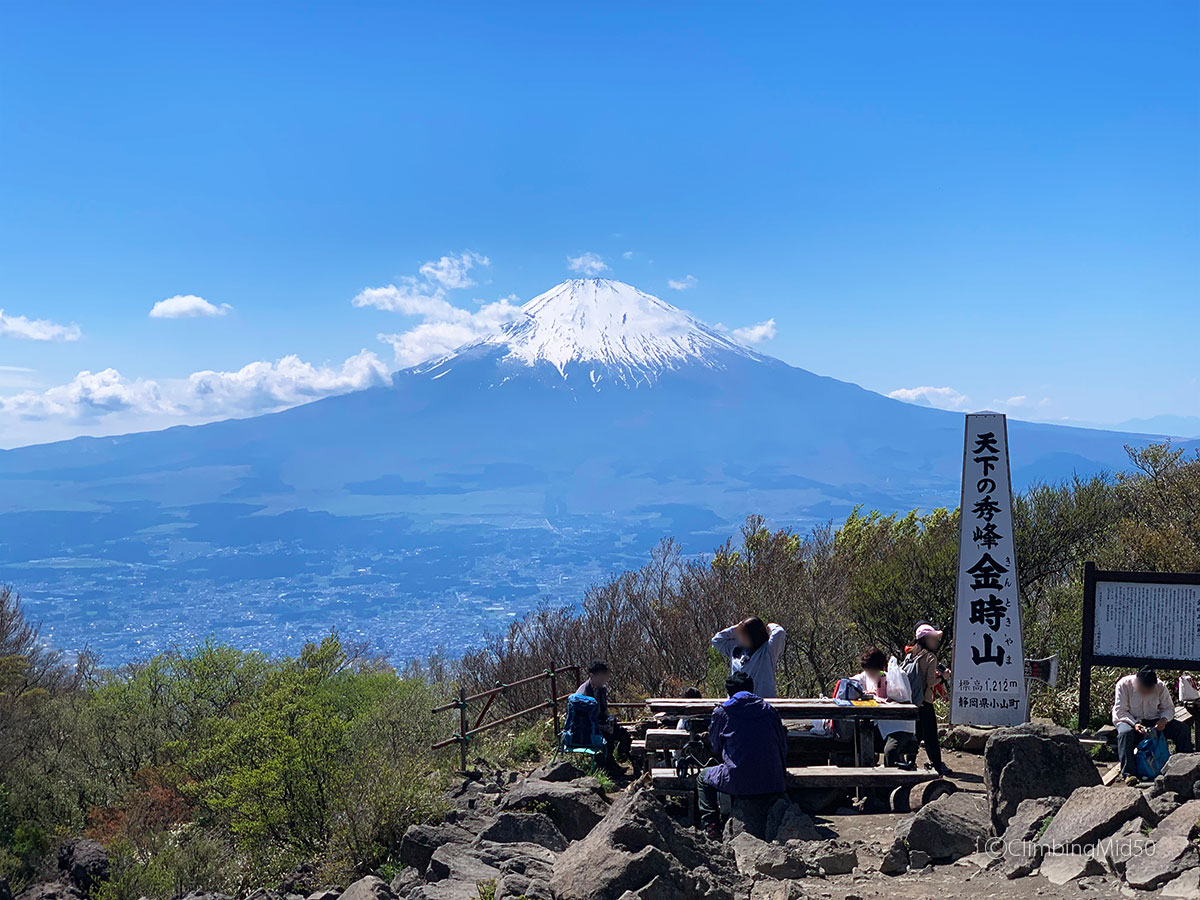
[11,723,1200,900]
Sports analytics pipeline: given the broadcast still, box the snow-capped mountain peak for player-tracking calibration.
[433,278,759,385]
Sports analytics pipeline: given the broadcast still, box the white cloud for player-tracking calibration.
[888,385,971,410]
[0,309,81,341]
[418,251,489,289]
[667,275,698,291]
[149,294,232,319]
[355,251,526,368]
[0,351,390,425]
[622,251,634,260]
[378,296,525,367]
[731,319,777,344]
[567,252,608,276]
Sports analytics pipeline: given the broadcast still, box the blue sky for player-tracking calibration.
[0,2,1196,446]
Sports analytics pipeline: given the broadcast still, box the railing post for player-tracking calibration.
[549,665,559,740]
[458,685,469,772]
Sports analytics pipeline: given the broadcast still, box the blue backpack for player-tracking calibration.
[1135,732,1170,780]
[562,693,605,749]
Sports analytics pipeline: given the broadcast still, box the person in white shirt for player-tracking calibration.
[712,617,787,699]
[1113,667,1194,781]
[853,647,917,768]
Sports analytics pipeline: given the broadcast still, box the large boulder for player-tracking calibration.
[550,788,738,900]
[730,833,809,880]
[944,725,992,753]
[400,823,473,873]
[338,877,395,900]
[997,796,1065,878]
[1163,870,1200,899]
[1095,817,1151,875]
[532,760,587,782]
[57,839,109,893]
[1155,799,1200,841]
[1125,835,1200,890]
[478,812,568,851]
[983,723,1101,832]
[1038,785,1155,851]
[1159,754,1200,799]
[900,792,991,862]
[500,779,610,841]
[1038,852,1103,885]
[763,799,819,843]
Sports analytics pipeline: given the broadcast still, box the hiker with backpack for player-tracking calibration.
[852,646,917,768]
[696,670,789,840]
[908,622,951,776]
[577,660,632,773]
[711,616,787,698]
[1113,666,1194,785]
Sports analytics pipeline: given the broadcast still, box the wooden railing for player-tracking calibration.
[432,664,582,770]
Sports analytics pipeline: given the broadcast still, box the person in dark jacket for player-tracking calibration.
[697,671,788,839]
[577,660,632,772]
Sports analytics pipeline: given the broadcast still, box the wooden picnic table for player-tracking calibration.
[645,697,919,766]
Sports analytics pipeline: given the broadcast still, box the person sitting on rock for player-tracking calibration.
[697,670,788,840]
[1113,666,1194,784]
[577,659,632,773]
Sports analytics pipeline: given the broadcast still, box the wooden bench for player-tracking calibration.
[649,765,953,813]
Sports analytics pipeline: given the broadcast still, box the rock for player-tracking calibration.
[796,839,857,875]
[748,882,807,900]
[1125,835,1200,890]
[908,849,931,870]
[983,723,1101,832]
[478,811,568,851]
[337,878,395,900]
[956,851,999,870]
[1039,852,1103,885]
[57,838,109,892]
[427,841,556,886]
[277,865,320,896]
[400,823,473,873]
[1095,817,1151,874]
[995,796,1064,878]
[176,893,234,900]
[764,798,820,843]
[14,885,83,900]
[550,787,737,900]
[307,890,342,900]
[1158,754,1200,798]
[879,841,909,876]
[1038,785,1155,851]
[903,792,991,862]
[495,872,553,900]
[730,832,809,879]
[388,870,420,897]
[533,760,587,782]
[406,884,489,900]
[1156,799,1200,841]
[1151,791,1184,819]
[1163,870,1200,899]
[500,779,610,842]
[944,724,992,753]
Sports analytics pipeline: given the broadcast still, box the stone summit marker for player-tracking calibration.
[950,412,1028,727]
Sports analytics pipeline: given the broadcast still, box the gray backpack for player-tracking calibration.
[900,652,924,703]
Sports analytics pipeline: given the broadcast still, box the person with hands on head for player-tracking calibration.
[711,616,787,699]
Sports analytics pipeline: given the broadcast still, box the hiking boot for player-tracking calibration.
[1124,775,1139,787]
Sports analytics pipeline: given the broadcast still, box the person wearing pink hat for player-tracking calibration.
[910,621,952,776]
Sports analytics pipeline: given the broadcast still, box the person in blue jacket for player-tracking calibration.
[697,670,788,839]
[711,616,787,699]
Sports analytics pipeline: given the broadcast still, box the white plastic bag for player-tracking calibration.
[886,655,911,702]
[1179,674,1200,701]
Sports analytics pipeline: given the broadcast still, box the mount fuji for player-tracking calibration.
[0,279,1169,662]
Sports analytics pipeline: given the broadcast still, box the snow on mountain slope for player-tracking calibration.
[420,278,760,386]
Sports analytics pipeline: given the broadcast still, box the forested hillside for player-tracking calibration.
[2,443,1198,896]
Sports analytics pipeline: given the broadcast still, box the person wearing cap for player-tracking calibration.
[1113,666,1194,784]
[910,621,951,776]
